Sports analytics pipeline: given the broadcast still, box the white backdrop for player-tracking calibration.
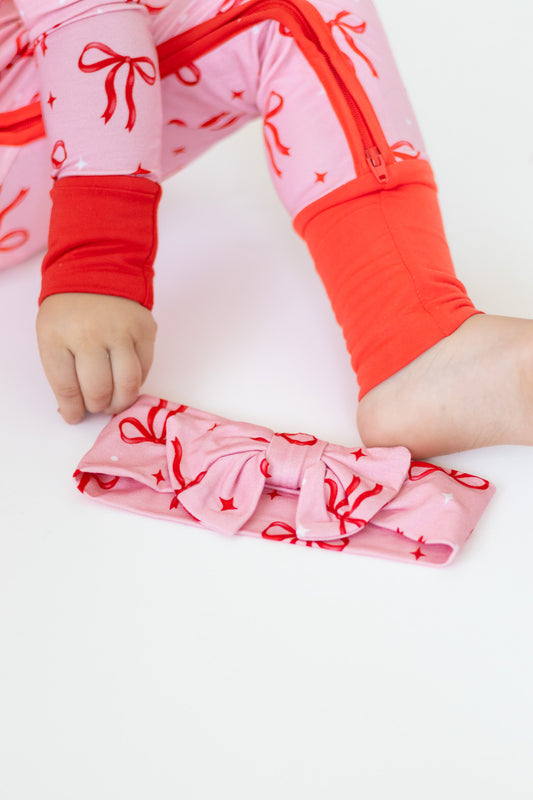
[1,1,533,797]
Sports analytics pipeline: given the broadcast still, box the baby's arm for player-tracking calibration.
[15,0,163,422]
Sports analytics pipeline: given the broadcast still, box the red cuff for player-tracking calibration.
[294,159,480,398]
[39,175,162,310]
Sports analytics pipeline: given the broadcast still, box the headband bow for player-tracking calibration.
[75,396,495,566]
[164,410,410,541]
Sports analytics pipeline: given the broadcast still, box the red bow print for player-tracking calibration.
[409,461,491,490]
[263,91,291,178]
[51,140,67,170]
[325,474,383,536]
[0,34,33,80]
[327,11,378,77]
[78,42,157,131]
[119,398,187,444]
[169,437,207,512]
[0,187,29,252]
[200,111,244,130]
[391,140,421,160]
[74,470,119,493]
[175,62,202,86]
[34,32,48,56]
[159,408,410,540]
[262,521,350,551]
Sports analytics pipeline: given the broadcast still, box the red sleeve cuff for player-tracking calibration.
[39,175,162,310]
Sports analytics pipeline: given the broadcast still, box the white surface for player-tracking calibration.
[1,1,533,797]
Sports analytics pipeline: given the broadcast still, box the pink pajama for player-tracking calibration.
[0,0,480,396]
[0,0,428,253]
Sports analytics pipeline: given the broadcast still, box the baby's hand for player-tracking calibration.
[36,293,157,424]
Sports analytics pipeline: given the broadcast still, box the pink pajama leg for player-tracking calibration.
[0,0,430,260]
[152,0,429,215]
[152,0,478,396]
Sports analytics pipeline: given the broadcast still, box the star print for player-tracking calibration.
[396,527,404,536]
[296,525,310,537]
[208,423,218,431]
[232,90,244,100]
[152,470,165,485]
[75,157,87,170]
[411,547,426,560]
[267,490,280,500]
[220,497,237,511]
[352,448,367,461]
[132,163,151,175]
[173,146,186,155]
[47,92,56,109]
[442,493,454,505]
[314,172,327,183]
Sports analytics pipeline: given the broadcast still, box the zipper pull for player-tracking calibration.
[365,146,389,184]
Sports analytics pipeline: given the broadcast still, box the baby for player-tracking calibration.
[2,0,532,459]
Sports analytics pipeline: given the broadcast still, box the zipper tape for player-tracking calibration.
[158,0,393,182]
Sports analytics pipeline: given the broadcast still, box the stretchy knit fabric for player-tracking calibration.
[0,0,481,397]
[73,394,496,567]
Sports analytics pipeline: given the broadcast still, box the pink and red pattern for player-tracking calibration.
[74,395,495,567]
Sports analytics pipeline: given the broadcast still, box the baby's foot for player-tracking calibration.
[356,314,533,459]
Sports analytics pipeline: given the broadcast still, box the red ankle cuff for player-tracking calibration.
[294,160,481,398]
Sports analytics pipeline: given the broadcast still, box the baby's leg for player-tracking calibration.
[156,0,533,457]
[249,0,533,457]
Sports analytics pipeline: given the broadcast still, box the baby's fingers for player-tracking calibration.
[76,347,114,415]
[106,343,143,415]
[41,347,86,424]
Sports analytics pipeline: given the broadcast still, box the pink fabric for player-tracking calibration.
[1,0,429,268]
[75,395,495,567]
[9,0,164,178]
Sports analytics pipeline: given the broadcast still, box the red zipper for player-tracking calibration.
[2,0,392,181]
[158,0,391,185]
[267,0,390,184]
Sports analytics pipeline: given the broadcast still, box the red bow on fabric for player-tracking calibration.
[78,42,157,131]
[74,396,495,566]
[0,187,29,252]
[159,408,411,541]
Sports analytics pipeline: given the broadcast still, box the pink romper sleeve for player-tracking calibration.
[13,0,163,308]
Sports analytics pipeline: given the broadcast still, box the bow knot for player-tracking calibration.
[264,433,326,490]
[78,42,157,131]
[163,410,411,541]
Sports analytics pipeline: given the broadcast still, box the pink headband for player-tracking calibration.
[74,395,495,567]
